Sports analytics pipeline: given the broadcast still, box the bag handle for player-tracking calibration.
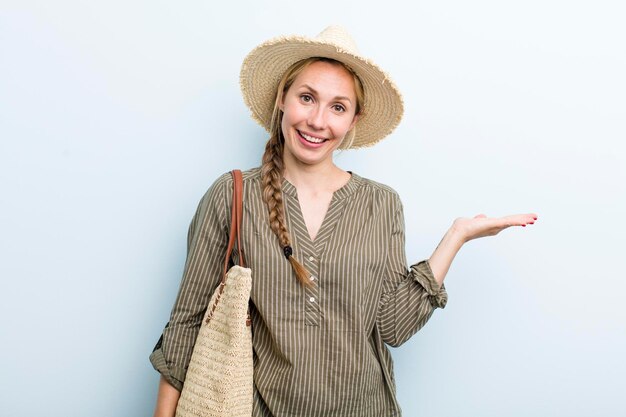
[205,170,248,325]
[222,169,246,278]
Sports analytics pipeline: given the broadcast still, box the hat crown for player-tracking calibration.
[315,25,359,54]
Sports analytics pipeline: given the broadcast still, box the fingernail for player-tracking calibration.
[522,224,526,227]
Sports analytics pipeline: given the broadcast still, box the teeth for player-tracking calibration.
[300,131,325,143]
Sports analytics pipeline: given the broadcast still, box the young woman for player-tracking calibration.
[150,26,537,417]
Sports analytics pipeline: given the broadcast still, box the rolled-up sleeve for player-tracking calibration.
[411,259,448,309]
[149,173,231,390]
[377,195,448,348]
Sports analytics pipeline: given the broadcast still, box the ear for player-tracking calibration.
[278,95,285,112]
[349,113,360,130]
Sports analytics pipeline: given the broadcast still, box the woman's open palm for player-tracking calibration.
[453,213,538,243]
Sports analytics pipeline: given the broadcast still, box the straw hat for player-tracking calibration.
[239,25,404,149]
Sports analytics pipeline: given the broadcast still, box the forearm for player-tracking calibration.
[428,225,466,288]
[153,376,181,417]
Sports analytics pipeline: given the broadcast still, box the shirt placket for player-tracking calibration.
[282,187,322,327]
[303,248,321,326]
[288,226,321,327]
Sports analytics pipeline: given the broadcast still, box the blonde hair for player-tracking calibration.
[261,57,365,287]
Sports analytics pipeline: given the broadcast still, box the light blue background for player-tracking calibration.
[1,1,624,416]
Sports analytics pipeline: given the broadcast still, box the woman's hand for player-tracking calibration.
[428,213,538,287]
[452,213,538,244]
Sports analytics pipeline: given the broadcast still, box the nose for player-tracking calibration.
[307,106,326,131]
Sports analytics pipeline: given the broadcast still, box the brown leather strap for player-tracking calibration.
[206,170,249,325]
[234,169,246,267]
[222,170,245,280]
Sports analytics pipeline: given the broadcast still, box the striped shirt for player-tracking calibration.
[150,167,448,416]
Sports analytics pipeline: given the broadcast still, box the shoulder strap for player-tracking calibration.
[222,170,246,279]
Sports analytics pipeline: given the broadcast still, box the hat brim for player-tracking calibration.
[240,36,404,149]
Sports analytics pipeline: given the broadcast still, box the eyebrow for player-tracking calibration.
[299,84,353,104]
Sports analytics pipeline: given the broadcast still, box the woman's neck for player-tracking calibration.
[283,158,349,194]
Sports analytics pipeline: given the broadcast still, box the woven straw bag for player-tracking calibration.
[176,170,253,417]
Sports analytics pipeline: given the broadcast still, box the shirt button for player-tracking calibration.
[309,297,315,302]
[310,275,316,281]
[308,256,315,262]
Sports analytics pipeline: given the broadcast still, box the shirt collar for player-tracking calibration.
[281,171,362,201]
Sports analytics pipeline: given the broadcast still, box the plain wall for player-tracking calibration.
[1,1,624,416]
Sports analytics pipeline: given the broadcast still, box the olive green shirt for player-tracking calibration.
[150,167,448,416]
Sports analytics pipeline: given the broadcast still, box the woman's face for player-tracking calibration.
[280,60,359,168]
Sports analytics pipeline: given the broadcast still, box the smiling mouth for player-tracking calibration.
[298,130,327,144]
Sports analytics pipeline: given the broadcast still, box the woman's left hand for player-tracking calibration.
[452,213,538,243]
